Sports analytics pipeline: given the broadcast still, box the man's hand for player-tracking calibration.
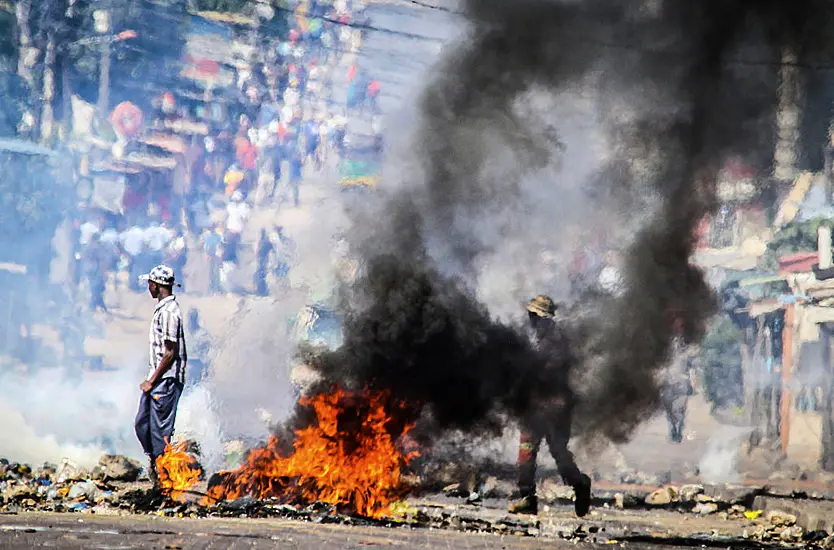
[140,380,154,393]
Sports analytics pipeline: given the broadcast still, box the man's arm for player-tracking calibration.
[142,309,181,391]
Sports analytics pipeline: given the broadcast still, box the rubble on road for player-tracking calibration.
[95,455,142,483]
[1,454,833,548]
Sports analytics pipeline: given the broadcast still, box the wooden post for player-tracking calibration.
[765,326,780,441]
[40,34,56,143]
[780,304,794,457]
[98,39,111,117]
[822,323,834,471]
[741,326,755,450]
[819,226,833,269]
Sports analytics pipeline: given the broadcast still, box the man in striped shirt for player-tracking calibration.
[134,265,187,485]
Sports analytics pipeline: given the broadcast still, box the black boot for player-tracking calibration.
[147,456,159,487]
[574,474,591,517]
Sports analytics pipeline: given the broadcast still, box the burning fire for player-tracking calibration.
[155,442,202,501]
[205,387,419,519]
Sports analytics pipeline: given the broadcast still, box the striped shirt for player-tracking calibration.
[148,295,187,383]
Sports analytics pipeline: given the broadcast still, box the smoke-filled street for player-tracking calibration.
[4,0,834,548]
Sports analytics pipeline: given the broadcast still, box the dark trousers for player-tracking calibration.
[89,276,107,312]
[517,396,585,497]
[134,378,183,459]
[661,383,689,443]
[254,266,269,297]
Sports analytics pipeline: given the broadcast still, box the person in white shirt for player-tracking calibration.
[79,220,100,246]
[120,225,146,291]
[226,192,250,235]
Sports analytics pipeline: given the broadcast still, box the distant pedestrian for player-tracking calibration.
[660,315,697,444]
[255,229,274,297]
[84,233,109,313]
[200,227,223,294]
[288,153,303,207]
[120,224,146,292]
[134,265,187,486]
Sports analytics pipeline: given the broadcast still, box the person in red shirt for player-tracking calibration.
[366,79,381,114]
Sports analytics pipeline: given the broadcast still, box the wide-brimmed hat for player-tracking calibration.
[139,265,180,287]
[526,295,557,318]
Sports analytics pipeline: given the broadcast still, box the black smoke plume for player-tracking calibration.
[289,0,834,448]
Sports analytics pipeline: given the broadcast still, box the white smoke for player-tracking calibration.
[0,363,145,468]
[698,426,751,484]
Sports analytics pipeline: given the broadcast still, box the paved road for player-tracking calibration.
[0,512,690,550]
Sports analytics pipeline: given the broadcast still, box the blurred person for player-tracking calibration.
[366,78,381,114]
[226,191,251,236]
[219,232,239,295]
[272,225,294,284]
[59,289,86,366]
[509,295,591,517]
[267,119,285,193]
[145,221,173,272]
[254,228,275,297]
[303,112,322,170]
[660,314,698,443]
[316,110,330,164]
[83,233,109,313]
[347,73,366,111]
[120,223,147,292]
[371,114,384,153]
[200,226,223,294]
[135,265,187,486]
[331,110,347,155]
[78,216,101,246]
[165,231,188,288]
[288,148,303,207]
[224,164,246,198]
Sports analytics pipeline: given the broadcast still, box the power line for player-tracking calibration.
[307,3,834,71]
[386,0,463,15]
[270,4,446,43]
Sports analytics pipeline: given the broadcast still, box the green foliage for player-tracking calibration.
[759,216,833,270]
[0,70,33,137]
[0,153,74,267]
[699,315,745,410]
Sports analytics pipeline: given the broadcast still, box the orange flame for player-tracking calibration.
[205,387,419,518]
[155,442,202,501]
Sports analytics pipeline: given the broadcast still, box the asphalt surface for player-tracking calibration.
[0,512,698,550]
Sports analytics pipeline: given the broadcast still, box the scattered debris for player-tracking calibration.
[645,486,677,506]
[95,455,142,483]
[768,510,798,527]
[692,501,718,515]
[678,484,704,502]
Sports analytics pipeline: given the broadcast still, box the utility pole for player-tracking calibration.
[774,45,803,183]
[819,226,834,470]
[15,0,35,89]
[40,33,57,142]
[94,9,111,117]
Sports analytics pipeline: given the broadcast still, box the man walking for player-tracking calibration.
[134,265,187,485]
[660,315,697,443]
[509,295,592,517]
